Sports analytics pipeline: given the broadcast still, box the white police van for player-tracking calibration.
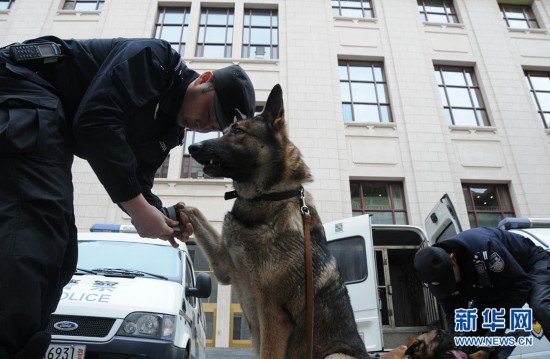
[323,195,550,358]
[44,224,210,359]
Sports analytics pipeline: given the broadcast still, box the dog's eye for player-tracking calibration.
[232,127,245,135]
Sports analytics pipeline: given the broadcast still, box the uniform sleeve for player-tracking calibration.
[439,295,469,331]
[137,166,163,209]
[72,39,174,204]
[486,241,532,310]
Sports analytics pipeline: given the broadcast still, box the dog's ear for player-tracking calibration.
[261,84,285,133]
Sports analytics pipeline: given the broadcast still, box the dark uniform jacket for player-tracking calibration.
[3,36,199,209]
[435,227,545,329]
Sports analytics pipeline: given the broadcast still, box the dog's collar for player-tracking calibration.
[224,186,304,202]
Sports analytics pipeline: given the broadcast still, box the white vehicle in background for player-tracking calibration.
[44,224,211,359]
[323,214,431,352]
[322,194,550,358]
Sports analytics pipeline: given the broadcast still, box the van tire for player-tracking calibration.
[183,347,190,359]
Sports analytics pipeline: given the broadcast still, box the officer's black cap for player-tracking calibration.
[212,65,255,130]
[414,246,456,299]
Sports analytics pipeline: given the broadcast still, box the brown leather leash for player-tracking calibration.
[300,188,314,359]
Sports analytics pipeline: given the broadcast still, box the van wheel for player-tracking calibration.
[183,347,190,359]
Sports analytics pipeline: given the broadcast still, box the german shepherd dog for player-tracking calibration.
[380,330,489,359]
[179,84,369,358]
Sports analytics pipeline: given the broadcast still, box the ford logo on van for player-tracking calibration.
[53,321,79,331]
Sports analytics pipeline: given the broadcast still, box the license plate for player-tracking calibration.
[44,345,86,359]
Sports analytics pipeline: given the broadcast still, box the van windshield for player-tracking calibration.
[77,240,182,283]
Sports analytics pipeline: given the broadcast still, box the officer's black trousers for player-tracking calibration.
[0,66,77,358]
[528,252,550,342]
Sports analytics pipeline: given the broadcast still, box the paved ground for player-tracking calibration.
[206,347,256,358]
[205,347,386,358]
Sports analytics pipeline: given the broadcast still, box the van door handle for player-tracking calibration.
[387,285,392,295]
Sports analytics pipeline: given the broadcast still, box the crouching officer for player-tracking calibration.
[0,37,255,359]
[414,227,550,358]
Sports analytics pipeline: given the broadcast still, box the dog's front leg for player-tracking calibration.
[180,206,233,284]
[258,301,292,359]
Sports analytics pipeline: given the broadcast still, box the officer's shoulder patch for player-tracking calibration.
[487,252,505,273]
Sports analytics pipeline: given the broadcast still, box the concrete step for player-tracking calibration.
[206,347,256,358]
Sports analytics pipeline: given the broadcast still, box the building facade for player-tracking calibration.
[2,0,550,349]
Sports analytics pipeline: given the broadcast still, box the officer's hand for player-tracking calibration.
[174,202,194,242]
[130,203,177,245]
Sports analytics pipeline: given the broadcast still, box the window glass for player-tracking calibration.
[232,312,251,340]
[340,61,391,123]
[156,7,190,56]
[463,184,515,228]
[436,66,488,126]
[351,181,408,224]
[197,8,234,58]
[332,0,374,18]
[77,241,182,283]
[525,71,550,129]
[327,236,367,283]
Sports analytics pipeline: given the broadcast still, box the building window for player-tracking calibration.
[181,131,223,178]
[154,154,170,179]
[242,9,278,60]
[63,0,104,11]
[196,8,234,58]
[331,0,374,18]
[435,65,489,126]
[350,181,408,224]
[339,61,392,123]
[462,184,515,228]
[418,0,459,23]
[500,4,539,29]
[0,0,14,10]
[155,7,190,56]
[525,71,550,128]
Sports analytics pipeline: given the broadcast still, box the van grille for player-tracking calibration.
[46,315,116,337]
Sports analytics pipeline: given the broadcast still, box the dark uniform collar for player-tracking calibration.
[157,62,199,119]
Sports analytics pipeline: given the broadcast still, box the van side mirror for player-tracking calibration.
[185,273,211,299]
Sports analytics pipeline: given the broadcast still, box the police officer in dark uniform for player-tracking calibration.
[0,36,255,359]
[414,227,550,358]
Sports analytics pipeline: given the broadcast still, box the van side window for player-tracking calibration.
[185,258,196,307]
[327,236,367,283]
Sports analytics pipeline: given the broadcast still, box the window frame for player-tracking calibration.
[525,70,550,129]
[339,60,393,123]
[418,0,459,24]
[435,65,490,127]
[154,154,170,179]
[0,0,15,10]
[350,181,408,224]
[62,0,105,11]
[242,8,278,60]
[196,7,234,58]
[462,183,516,228]
[181,130,223,179]
[499,3,539,29]
[154,6,191,56]
[331,0,374,19]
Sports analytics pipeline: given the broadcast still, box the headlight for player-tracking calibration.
[117,312,176,341]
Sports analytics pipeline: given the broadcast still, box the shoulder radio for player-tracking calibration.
[9,42,63,63]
